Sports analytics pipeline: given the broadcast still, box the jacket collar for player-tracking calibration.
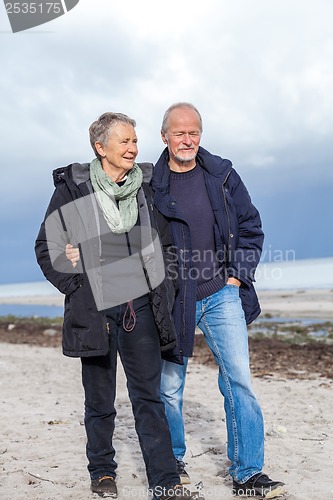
[152,146,233,193]
[197,147,233,181]
[53,161,154,190]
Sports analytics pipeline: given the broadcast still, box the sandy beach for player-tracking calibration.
[257,289,333,319]
[0,289,332,499]
[1,344,332,500]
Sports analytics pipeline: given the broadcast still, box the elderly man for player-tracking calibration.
[152,102,285,499]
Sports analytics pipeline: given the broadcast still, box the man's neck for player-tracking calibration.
[169,160,196,173]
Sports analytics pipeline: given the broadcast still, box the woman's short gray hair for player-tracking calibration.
[89,112,136,159]
[161,102,203,134]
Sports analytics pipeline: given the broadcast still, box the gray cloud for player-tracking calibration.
[0,0,332,282]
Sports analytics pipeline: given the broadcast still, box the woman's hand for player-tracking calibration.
[65,243,80,268]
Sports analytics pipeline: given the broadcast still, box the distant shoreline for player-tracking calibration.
[257,288,333,319]
[0,288,332,319]
[0,295,64,306]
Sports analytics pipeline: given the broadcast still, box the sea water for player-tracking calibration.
[0,281,63,318]
[255,256,333,290]
[0,257,332,317]
[0,303,64,318]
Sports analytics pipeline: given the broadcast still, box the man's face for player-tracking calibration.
[96,123,138,179]
[162,107,202,169]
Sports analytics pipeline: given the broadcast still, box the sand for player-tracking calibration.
[257,289,333,319]
[0,289,333,499]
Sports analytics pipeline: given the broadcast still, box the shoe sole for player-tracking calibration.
[91,489,118,498]
[264,484,286,498]
[234,484,286,498]
[92,493,117,498]
[180,474,191,485]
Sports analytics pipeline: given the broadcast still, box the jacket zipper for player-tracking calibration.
[180,224,187,341]
[222,171,232,263]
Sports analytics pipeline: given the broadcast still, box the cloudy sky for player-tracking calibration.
[1,0,332,284]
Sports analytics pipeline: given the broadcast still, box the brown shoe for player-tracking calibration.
[153,484,201,499]
[90,475,117,497]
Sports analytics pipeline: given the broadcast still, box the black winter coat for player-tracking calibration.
[35,162,177,358]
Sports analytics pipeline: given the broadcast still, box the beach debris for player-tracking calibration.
[216,469,230,478]
[266,425,287,437]
[191,446,224,457]
[195,481,204,494]
[7,324,15,331]
[299,436,327,442]
[28,472,54,483]
[43,328,58,337]
[47,419,70,425]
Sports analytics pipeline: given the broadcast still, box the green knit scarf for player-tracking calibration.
[90,158,143,234]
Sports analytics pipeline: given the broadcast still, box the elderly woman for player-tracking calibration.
[35,113,200,500]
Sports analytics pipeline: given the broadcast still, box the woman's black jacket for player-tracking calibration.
[35,161,177,358]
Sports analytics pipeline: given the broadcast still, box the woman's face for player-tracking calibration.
[96,123,138,180]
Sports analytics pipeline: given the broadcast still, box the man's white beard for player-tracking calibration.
[175,153,196,163]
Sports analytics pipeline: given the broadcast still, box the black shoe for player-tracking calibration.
[91,475,118,497]
[153,484,201,499]
[176,459,191,484]
[233,473,285,498]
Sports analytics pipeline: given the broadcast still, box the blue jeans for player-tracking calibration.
[81,294,179,490]
[160,285,264,483]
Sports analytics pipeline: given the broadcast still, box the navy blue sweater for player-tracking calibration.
[170,165,225,300]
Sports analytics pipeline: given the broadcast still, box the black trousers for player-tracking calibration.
[81,294,179,489]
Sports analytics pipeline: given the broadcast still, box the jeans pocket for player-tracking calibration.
[226,283,240,289]
[224,284,242,305]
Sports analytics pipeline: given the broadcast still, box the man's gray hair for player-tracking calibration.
[161,102,203,134]
[89,112,136,159]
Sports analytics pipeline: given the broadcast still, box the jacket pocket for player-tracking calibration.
[66,276,90,329]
